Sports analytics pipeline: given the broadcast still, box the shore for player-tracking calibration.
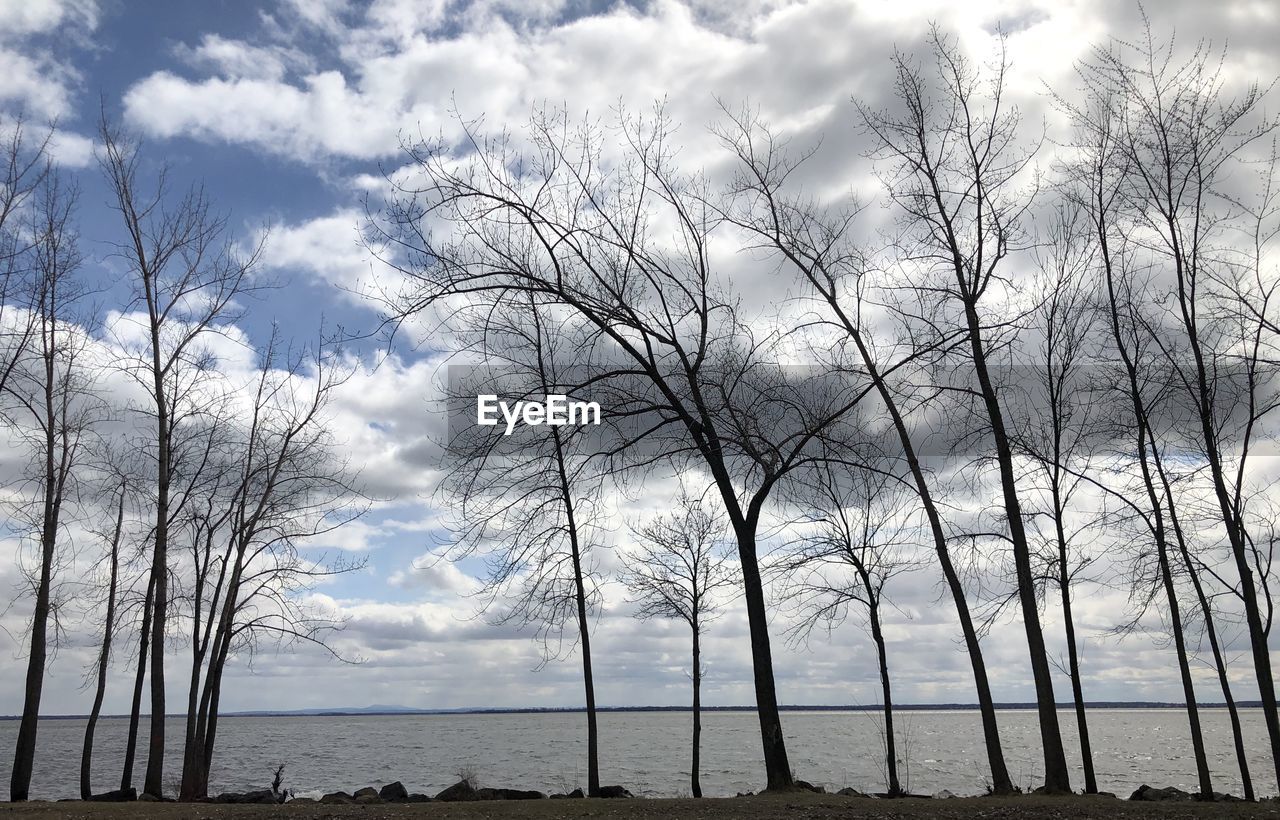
[3,794,1280,819]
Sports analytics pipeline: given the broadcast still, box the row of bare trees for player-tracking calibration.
[3,18,1279,803]
[1,118,367,801]
[375,22,1280,799]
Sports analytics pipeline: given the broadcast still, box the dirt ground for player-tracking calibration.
[2,794,1279,820]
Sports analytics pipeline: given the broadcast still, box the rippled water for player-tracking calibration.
[0,708,1275,800]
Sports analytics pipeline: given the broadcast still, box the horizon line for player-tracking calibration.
[4,700,1265,721]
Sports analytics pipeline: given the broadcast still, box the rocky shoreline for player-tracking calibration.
[4,792,1280,820]
[66,778,1261,807]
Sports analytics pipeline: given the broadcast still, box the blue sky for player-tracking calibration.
[2,0,1280,719]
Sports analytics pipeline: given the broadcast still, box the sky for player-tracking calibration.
[1,0,1279,717]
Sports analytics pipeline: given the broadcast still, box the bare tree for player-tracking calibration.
[177,329,367,800]
[5,168,100,801]
[438,292,609,795]
[98,116,264,797]
[852,29,1072,791]
[80,471,131,799]
[1060,65,1215,795]
[1009,202,1103,794]
[718,110,1017,794]
[377,106,874,790]
[621,486,738,798]
[0,116,51,396]
[779,458,922,797]
[1066,24,1280,794]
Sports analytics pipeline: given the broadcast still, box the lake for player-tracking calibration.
[0,708,1274,800]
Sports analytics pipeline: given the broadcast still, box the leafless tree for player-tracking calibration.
[98,116,265,797]
[436,290,609,795]
[621,485,738,798]
[1065,23,1279,794]
[779,458,923,797]
[5,168,101,801]
[376,106,875,790]
[1059,61,1215,795]
[850,28,1072,791]
[1008,202,1104,794]
[176,328,367,799]
[0,116,51,397]
[80,469,132,799]
[718,109,1017,794]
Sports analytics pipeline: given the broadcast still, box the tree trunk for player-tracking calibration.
[1097,217,1213,798]
[143,268,171,798]
[1159,467,1254,800]
[10,335,65,802]
[179,651,205,800]
[868,597,901,797]
[121,571,154,792]
[1157,532,1213,797]
[735,521,793,791]
[811,289,1014,794]
[551,428,599,797]
[961,302,1070,793]
[81,490,125,800]
[1052,498,1097,794]
[691,626,703,799]
[9,511,56,801]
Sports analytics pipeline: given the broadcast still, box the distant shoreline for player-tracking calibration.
[2,702,1265,720]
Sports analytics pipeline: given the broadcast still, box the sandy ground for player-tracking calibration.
[2,794,1279,819]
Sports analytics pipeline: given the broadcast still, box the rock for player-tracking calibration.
[287,797,316,804]
[88,788,137,802]
[214,789,277,804]
[568,787,585,798]
[138,793,160,802]
[319,791,356,804]
[1129,784,1193,802]
[353,786,380,799]
[478,787,546,800]
[837,787,867,797]
[407,793,433,802]
[436,779,481,802]
[794,780,825,794]
[598,785,634,798]
[379,781,410,801]
[933,789,957,799]
[735,791,755,797]
[355,794,383,804]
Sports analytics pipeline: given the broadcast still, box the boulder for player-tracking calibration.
[88,788,137,802]
[1129,784,1193,802]
[379,781,410,801]
[794,780,825,794]
[287,797,316,804]
[568,788,585,798]
[598,785,633,799]
[214,790,277,804]
[436,779,480,802]
[407,793,433,802]
[319,791,356,805]
[138,793,160,802]
[479,787,546,800]
[932,789,957,799]
[837,787,867,797]
[353,786,380,799]
[355,794,383,804]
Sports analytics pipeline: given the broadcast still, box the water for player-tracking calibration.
[0,708,1274,800]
